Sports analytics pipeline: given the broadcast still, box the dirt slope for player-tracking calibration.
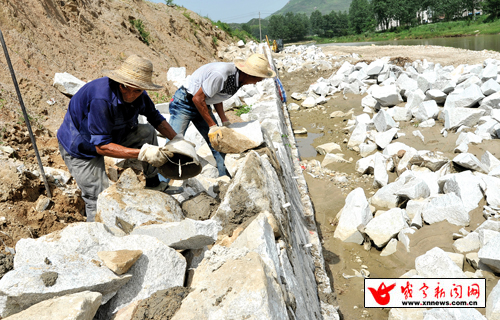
[0,0,234,131]
[0,0,238,253]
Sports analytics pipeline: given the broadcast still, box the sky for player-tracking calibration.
[148,0,289,23]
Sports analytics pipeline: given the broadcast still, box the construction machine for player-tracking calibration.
[265,36,283,53]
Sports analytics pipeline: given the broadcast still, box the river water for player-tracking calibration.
[319,33,500,52]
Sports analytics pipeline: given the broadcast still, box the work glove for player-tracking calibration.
[168,133,196,148]
[138,143,172,167]
[208,125,222,149]
[222,121,231,127]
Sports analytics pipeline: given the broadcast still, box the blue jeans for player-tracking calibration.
[165,87,228,177]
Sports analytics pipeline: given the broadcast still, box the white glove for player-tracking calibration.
[208,125,219,134]
[222,121,231,127]
[138,143,169,167]
[168,133,196,148]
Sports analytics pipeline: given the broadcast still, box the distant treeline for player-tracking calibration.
[236,0,499,42]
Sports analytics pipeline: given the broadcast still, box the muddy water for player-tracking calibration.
[285,90,500,319]
[319,33,500,53]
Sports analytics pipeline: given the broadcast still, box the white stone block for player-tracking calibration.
[487,280,500,320]
[444,107,485,130]
[131,219,220,250]
[478,233,500,273]
[3,291,102,320]
[453,153,488,173]
[365,208,407,248]
[334,188,373,244]
[421,193,470,226]
[167,67,186,88]
[453,232,480,253]
[481,78,500,96]
[415,247,467,278]
[425,89,447,104]
[53,72,86,96]
[372,85,403,107]
[444,84,485,108]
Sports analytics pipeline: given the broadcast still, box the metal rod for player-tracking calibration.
[0,29,52,198]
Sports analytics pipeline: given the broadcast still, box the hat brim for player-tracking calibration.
[103,70,164,91]
[234,59,276,79]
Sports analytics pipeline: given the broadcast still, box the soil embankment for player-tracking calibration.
[0,0,233,253]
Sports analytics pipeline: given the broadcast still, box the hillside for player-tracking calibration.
[272,0,351,17]
[0,0,235,132]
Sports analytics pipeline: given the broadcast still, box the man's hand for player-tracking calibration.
[138,144,169,167]
[208,125,221,148]
[222,121,231,127]
[168,133,196,148]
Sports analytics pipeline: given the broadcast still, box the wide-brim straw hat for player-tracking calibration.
[103,54,163,91]
[234,53,276,78]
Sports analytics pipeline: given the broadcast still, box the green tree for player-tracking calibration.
[241,23,251,34]
[310,10,324,35]
[268,14,288,39]
[429,0,463,21]
[372,0,393,30]
[349,0,374,34]
[483,0,500,17]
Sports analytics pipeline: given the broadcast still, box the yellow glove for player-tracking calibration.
[208,125,223,150]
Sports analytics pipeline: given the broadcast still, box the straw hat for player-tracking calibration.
[103,55,163,91]
[234,54,276,78]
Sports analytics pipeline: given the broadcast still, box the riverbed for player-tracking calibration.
[278,45,500,319]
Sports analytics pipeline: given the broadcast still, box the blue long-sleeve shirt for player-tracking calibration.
[57,77,165,159]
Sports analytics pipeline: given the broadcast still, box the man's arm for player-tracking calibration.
[156,120,177,140]
[95,143,139,158]
[192,87,217,127]
[213,102,228,124]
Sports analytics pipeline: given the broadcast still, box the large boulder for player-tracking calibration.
[478,233,500,273]
[421,193,470,226]
[373,110,397,132]
[96,169,184,232]
[212,151,284,232]
[53,72,86,96]
[371,85,403,107]
[12,222,186,317]
[171,251,288,320]
[487,280,500,320]
[453,153,488,173]
[365,208,407,248]
[0,260,129,318]
[371,171,414,208]
[444,108,485,130]
[334,188,373,244]
[415,247,467,278]
[3,291,102,320]
[131,219,221,250]
[444,85,485,108]
[438,171,484,212]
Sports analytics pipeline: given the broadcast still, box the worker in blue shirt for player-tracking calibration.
[57,55,184,221]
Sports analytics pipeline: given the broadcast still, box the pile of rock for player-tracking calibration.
[217,40,260,62]
[274,44,356,74]
[322,56,500,319]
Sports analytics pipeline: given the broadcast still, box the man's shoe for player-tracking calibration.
[146,182,184,195]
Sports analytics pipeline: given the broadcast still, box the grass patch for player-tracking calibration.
[130,19,151,46]
[183,11,200,29]
[235,105,251,117]
[313,15,500,44]
[149,92,171,104]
